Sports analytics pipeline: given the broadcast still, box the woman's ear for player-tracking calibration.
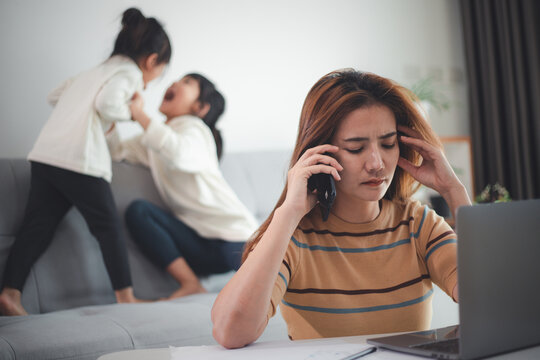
[194,101,211,119]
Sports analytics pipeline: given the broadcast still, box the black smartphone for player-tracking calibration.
[307,173,336,221]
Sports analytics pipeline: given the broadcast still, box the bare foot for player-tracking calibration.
[0,289,28,316]
[165,284,207,300]
[133,297,156,303]
[114,286,155,303]
[164,258,208,300]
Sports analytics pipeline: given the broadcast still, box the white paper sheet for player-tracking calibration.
[169,340,372,360]
[169,339,422,360]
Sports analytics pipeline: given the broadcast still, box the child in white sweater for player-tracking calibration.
[107,73,257,299]
[0,8,171,316]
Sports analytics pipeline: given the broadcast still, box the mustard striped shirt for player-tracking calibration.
[266,199,457,340]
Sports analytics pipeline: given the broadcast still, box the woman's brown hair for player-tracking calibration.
[242,69,442,262]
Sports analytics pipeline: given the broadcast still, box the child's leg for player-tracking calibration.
[165,258,207,298]
[219,241,246,272]
[0,162,72,315]
[125,200,207,298]
[49,166,134,301]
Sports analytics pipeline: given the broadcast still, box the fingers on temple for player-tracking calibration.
[397,125,421,139]
[398,157,417,173]
[399,135,436,158]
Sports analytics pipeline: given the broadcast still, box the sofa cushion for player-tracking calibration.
[220,150,290,223]
[0,293,289,360]
[0,159,31,235]
[0,313,133,360]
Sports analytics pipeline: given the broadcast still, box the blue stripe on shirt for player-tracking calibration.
[291,236,411,253]
[281,288,434,314]
[425,239,457,262]
[278,271,288,287]
[289,205,428,253]
[411,206,428,238]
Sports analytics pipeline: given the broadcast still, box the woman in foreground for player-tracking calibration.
[211,69,471,348]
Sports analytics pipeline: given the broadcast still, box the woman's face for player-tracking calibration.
[331,104,400,203]
[159,76,201,118]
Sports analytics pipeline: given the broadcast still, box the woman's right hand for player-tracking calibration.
[282,144,342,218]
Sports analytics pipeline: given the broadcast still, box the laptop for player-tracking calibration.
[367,199,540,359]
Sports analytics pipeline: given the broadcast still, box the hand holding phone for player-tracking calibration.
[307,172,336,221]
[283,144,340,222]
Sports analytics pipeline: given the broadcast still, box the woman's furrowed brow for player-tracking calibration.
[343,131,397,142]
[380,131,398,139]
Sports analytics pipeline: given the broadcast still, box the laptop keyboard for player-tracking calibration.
[411,338,460,354]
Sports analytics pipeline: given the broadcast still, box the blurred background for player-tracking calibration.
[0,0,468,156]
[1,0,538,331]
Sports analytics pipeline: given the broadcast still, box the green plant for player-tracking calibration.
[475,183,511,203]
[409,76,450,113]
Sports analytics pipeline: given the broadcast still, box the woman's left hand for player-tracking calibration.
[397,125,472,219]
[396,125,461,196]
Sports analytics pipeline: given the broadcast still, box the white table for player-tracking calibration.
[98,334,540,360]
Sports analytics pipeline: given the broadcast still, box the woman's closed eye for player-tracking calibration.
[345,147,364,154]
[345,142,396,154]
[382,142,397,149]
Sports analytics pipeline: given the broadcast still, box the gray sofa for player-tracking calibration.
[0,150,292,359]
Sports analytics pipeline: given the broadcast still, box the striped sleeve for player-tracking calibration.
[267,238,300,320]
[414,205,458,300]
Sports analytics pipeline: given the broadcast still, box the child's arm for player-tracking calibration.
[95,70,142,123]
[105,125,149,166]
[129,93,211,172]
[47,78,74,106]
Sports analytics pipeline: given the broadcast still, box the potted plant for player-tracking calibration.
[475,183,511,203]
[409,76,450,118]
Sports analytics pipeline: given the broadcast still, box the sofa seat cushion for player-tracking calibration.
[0,293,288,359]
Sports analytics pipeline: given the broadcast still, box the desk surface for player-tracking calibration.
[98,334,540,360]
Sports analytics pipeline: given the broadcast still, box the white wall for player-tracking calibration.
[0,0,468,158]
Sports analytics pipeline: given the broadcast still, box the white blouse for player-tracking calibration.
[28,55,143,182]
[106,115,258,242]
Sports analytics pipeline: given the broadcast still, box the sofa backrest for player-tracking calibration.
[220,150,291,223]
[0,150,291,313]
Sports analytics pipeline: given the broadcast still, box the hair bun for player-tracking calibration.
[111,7,171,65]
[121,8,145,28]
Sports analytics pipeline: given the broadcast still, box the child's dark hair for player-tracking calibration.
[111,8,171,65]
[186,73,225,160]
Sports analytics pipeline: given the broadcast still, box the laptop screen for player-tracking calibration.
[457,199,540,359]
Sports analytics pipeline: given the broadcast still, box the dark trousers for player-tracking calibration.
[125,199,244,276]
[2,162,132,291]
